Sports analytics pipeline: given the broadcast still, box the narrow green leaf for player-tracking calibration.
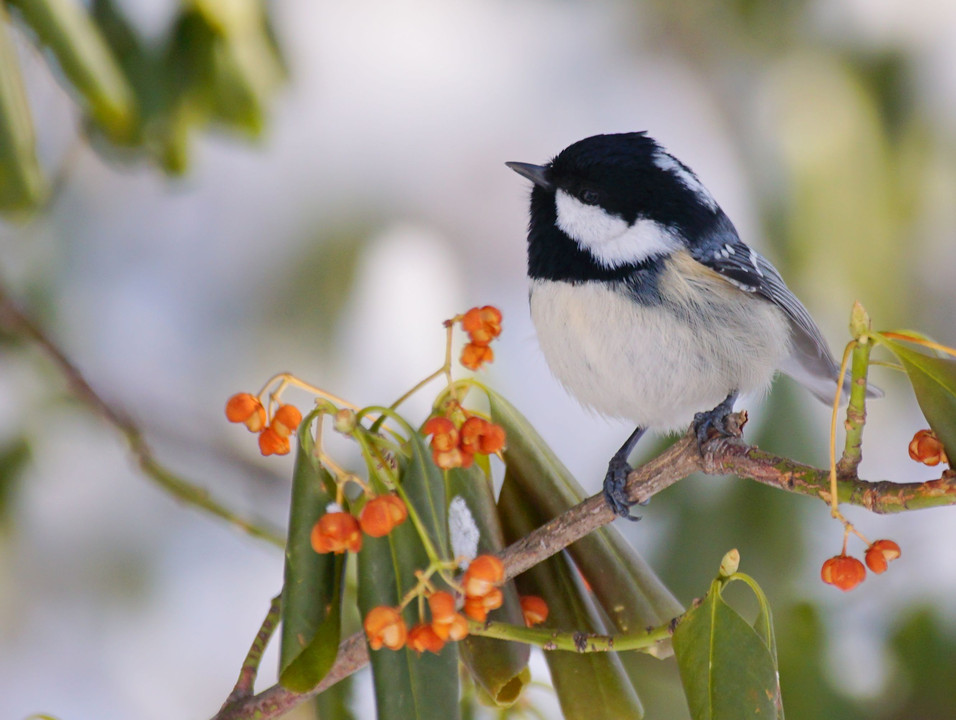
[879,337,956,462]
[314,672,357,720]
[487,389,683,640]
[8,0,135,142]
[0,8,46,214]
[356,430,459,720]
[446,465,530,706]
[672,579,783,720]
[499,474,644,720]
[278,411,345,692]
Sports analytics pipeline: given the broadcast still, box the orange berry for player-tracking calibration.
[310,511,362,554]
[866,539,901,574]
[433,612,469,641]
[821,554,866,591]
[463,555,505,598]
[258,426,291,456]
[428,591,457,623]
[359,494,408,537]
[423,416,459,452]
[463,587,503,622]
[460,342,494,371]
[432,446,474,469]
[407,623,445,654]
[908,429,948,466]
[520,595,549,627]
[226,393,267,432]
[272,404,303,438]
[459,416,506,455]
[364,606,407,651]
[479,423,506,454]
[461,306,503,345]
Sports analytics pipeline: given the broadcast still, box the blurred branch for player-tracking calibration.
[213,412,956,720]
[0,283,285,547]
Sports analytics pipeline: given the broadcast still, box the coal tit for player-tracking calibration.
[507,132,879,519]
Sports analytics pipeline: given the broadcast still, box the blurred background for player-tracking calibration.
[2,0,956,718]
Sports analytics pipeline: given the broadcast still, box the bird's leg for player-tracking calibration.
[692,391,738,448]
[603,425,646,521]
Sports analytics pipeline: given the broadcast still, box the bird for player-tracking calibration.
[506,131,880,520]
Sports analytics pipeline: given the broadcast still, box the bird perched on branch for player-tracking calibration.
[507,132,879,519]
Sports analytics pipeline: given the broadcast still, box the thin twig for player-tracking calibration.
[0,284,286,547]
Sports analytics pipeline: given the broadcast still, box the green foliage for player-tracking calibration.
[878,336,956,462]
[0,0,284,213]
[279,410,346,692]
[672,569,783,720]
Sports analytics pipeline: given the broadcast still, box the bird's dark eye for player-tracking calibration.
[580,189,601,205]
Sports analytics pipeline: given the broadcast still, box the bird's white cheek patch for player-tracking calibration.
[554,189,680,268]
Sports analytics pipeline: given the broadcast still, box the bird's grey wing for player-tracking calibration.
[690,228,881,403]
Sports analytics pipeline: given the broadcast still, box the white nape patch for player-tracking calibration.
[652,150,719,211]
[555,189,680,268]
[448,495,480,568]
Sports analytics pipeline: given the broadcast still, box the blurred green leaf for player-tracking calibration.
[499,474,644,720]
[278,411,345,693]
[775,603,865,720]
[878,336,956,462]
[486,389,683,638]
[672,574,783,720]
[0,435,30,529]
[446,465,530,706]
[0,7,46,214]
[314,672,356,720]
[8,0,136,142]
[888,607,956,718]
[356,430,459,720]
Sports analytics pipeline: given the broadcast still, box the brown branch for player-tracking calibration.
[214,413,956,720]
[0,284,286,547]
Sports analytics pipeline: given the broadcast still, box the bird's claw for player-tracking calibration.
[603,456,641,521]
[692,398,736,449]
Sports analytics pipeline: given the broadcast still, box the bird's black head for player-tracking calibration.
[508,132,725,281]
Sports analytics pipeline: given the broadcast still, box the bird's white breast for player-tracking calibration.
[529,253,791,431]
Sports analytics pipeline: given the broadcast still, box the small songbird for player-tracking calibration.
[507,132,879,519]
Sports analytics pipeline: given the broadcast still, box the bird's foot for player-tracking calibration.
[692,393,739,449]
[603,455,641,521]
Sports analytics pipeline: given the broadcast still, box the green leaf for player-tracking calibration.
[356,429,459,720]
[8,0,136,142]
[0,8,46,214]
[499,474,644,720]
[878,337,956,462]
[314,672,357,720]
[672,577,783,720]
[487,389,683,640]
[445,465,530,706]
[278,411,346,693]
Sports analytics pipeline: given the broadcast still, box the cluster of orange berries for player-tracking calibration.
[225,393,302,456]
[363,555,549,654]
[908,429,949,467]
[310,494,409,554]
[423,414,506,470]
[820,539,901,592]
[459,306,503,371]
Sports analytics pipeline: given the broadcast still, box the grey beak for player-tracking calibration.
[505,162,554,191]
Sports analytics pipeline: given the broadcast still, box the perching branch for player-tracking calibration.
[212,413,956,720]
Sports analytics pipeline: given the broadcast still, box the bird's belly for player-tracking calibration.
[529,278,790,431]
